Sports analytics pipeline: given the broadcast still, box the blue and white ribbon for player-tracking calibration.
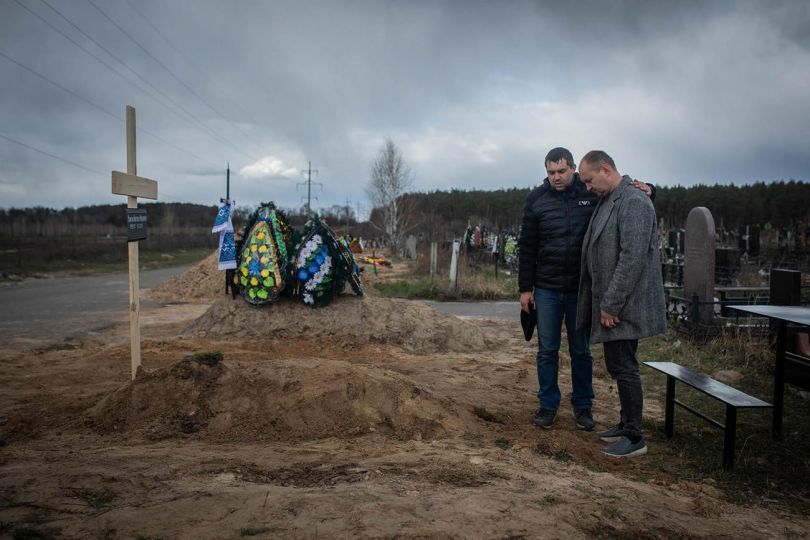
[213,201,236,270]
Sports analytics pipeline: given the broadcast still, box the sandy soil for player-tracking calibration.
[1,257,808,539]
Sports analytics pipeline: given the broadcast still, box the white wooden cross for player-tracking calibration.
[111,105,158,380]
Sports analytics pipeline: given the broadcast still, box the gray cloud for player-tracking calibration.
[1,0,808,214]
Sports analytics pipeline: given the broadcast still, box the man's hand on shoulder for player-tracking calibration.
[520,291,533,313]
[631,179,652,197]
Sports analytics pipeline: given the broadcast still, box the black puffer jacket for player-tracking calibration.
[518,174,656,293]
[518,174,599,293]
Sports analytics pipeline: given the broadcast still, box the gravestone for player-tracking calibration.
[405,235,417,259]
[684,207,716,323]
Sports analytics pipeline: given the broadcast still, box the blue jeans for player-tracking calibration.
[534,288,594,411]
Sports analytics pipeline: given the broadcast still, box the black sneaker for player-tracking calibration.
[597,424,624,442]
[600,436,647,458]
[532,409,556,429]
[574,408,595,431]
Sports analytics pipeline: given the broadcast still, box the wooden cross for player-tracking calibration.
[111,105,158,380]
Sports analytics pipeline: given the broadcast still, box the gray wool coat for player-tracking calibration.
[576,175,667,344]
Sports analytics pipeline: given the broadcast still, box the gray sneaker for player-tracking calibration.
[574,408,595,431]
[597,424,624,442]
[601,436,647,458]
[532,409,557,429]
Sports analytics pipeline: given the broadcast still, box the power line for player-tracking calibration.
[20,0,202,135]
[0,133,106,177]
[1,135,206,205]
[86,0,259,159]
[122,0,257,129]
[0,50,118,122]
[22,0,255,164]
[0,49,220,168]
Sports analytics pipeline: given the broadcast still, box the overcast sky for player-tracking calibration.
[1,0,809,214]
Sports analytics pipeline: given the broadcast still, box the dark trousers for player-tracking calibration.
[603,339,643,439]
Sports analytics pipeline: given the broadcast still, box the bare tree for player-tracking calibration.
[366,139,414,250]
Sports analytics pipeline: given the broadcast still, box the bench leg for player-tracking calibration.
[723,406,737,471]
[664,376,675,438]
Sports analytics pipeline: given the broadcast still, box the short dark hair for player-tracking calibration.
[580,150,616,171]
[545,147,575,168]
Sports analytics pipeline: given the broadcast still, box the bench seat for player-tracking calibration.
[643,361,772,470]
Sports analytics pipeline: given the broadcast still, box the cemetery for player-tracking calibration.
[0,111,808,534]
[2,193,810,537]
[4,1,810,536]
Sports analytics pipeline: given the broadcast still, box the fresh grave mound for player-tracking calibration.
[187,295,498,353]
[145,250,222,302]
[85,355,473,442]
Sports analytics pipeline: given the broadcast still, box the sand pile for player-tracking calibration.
[86,355,473,442]
[146,250,224,301]
[187,295,497,353]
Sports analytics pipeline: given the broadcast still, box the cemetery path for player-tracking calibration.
[0,265,192,344]
[425,300,519,320]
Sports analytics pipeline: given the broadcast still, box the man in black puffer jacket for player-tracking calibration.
[519,147,654,431]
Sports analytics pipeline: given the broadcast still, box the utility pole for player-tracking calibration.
[345,197,351,235]
[297,161,322,216]
[221,163,234,297]
[220,163,231,203]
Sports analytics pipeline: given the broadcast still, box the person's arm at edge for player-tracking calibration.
[518,193,539,312]
[630,180,657,201]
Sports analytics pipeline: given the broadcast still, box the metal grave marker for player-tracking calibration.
[126,208,147,242]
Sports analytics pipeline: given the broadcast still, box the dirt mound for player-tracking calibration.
[187,295,498,353]
[145,250,223,301]
[86,355,473,442]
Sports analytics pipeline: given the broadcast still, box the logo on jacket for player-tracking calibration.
[578,201,592,206]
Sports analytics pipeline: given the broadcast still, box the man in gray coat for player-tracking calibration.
[576,150,666,458]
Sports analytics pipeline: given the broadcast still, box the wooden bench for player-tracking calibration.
[643,361,772,470]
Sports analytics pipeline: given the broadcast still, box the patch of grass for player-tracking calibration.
[473,406,506,424]
[188,351,224,366]
[374,277,443,299]
[536,494,560,507]
[603,506,623,520]
[240,527,271,537]
[534,440,572,462]
[494,437,513,450]
[639,329,810,512]
[375,268,518,301]
[36,341,82,353]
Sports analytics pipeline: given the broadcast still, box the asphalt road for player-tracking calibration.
[423,300,519,321]
[0,265,192,341]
